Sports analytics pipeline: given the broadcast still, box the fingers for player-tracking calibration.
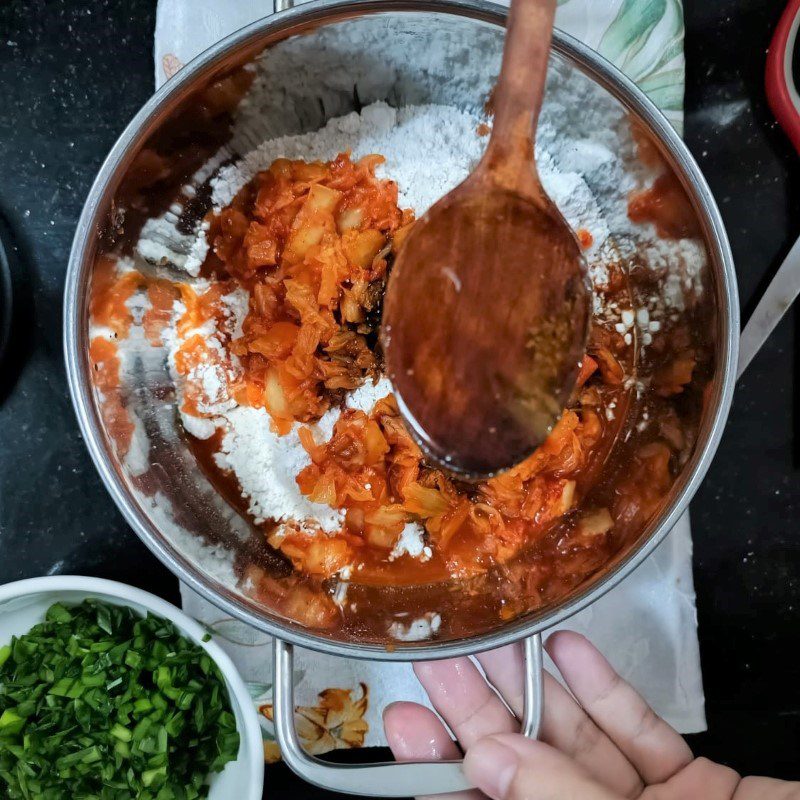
[546,631,693,784]
[538,671,644,797]
[477,642,643,797]
[383,701,482,800]
[464,733,622,800]
[734,774,800,800]
[413,657,518,749]
[406,631,692,798]
[661,757,740,799]
[384,701,462,760]
[475,644,526,718]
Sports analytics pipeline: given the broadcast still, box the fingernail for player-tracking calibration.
[464,738,518,799]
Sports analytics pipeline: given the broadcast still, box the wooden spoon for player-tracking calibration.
[381,0,590,478]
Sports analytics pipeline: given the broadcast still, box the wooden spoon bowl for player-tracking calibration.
[382,0,590,477]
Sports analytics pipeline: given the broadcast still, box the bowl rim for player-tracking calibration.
[0,575,265,799]
[64,0,739,661]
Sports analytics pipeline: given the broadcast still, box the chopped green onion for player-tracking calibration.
[0,600,239,799]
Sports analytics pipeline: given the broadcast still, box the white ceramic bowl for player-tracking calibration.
[0,576,264,800]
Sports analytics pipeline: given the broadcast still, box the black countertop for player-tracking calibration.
[0,0,798,789]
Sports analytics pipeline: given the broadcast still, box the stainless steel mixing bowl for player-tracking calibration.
[64,1,738,793]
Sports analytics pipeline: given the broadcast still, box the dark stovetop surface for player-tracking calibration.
[0,0,798,791]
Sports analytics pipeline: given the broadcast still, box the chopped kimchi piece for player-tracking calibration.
[207,153,407,428]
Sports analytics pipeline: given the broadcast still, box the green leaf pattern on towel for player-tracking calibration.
[557,0,685,130]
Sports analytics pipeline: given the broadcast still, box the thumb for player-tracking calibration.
[463,734,623,800]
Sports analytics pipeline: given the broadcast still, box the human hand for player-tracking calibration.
[383,631,798,799]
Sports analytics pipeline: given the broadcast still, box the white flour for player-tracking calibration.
[388,612,443,643]
[204,102,612,283]
[209,375,393,533]
[150,100,705,548]
[214,406,345,532]
[343,376,393,414]
[212,103,481,215]
[221,287,249,339]
[390,523,431,562]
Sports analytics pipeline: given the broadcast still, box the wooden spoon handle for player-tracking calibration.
[484,0,556,192]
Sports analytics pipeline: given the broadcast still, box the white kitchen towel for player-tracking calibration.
[155,0,706,755]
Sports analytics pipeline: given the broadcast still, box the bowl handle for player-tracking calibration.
[272,634,543,796]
